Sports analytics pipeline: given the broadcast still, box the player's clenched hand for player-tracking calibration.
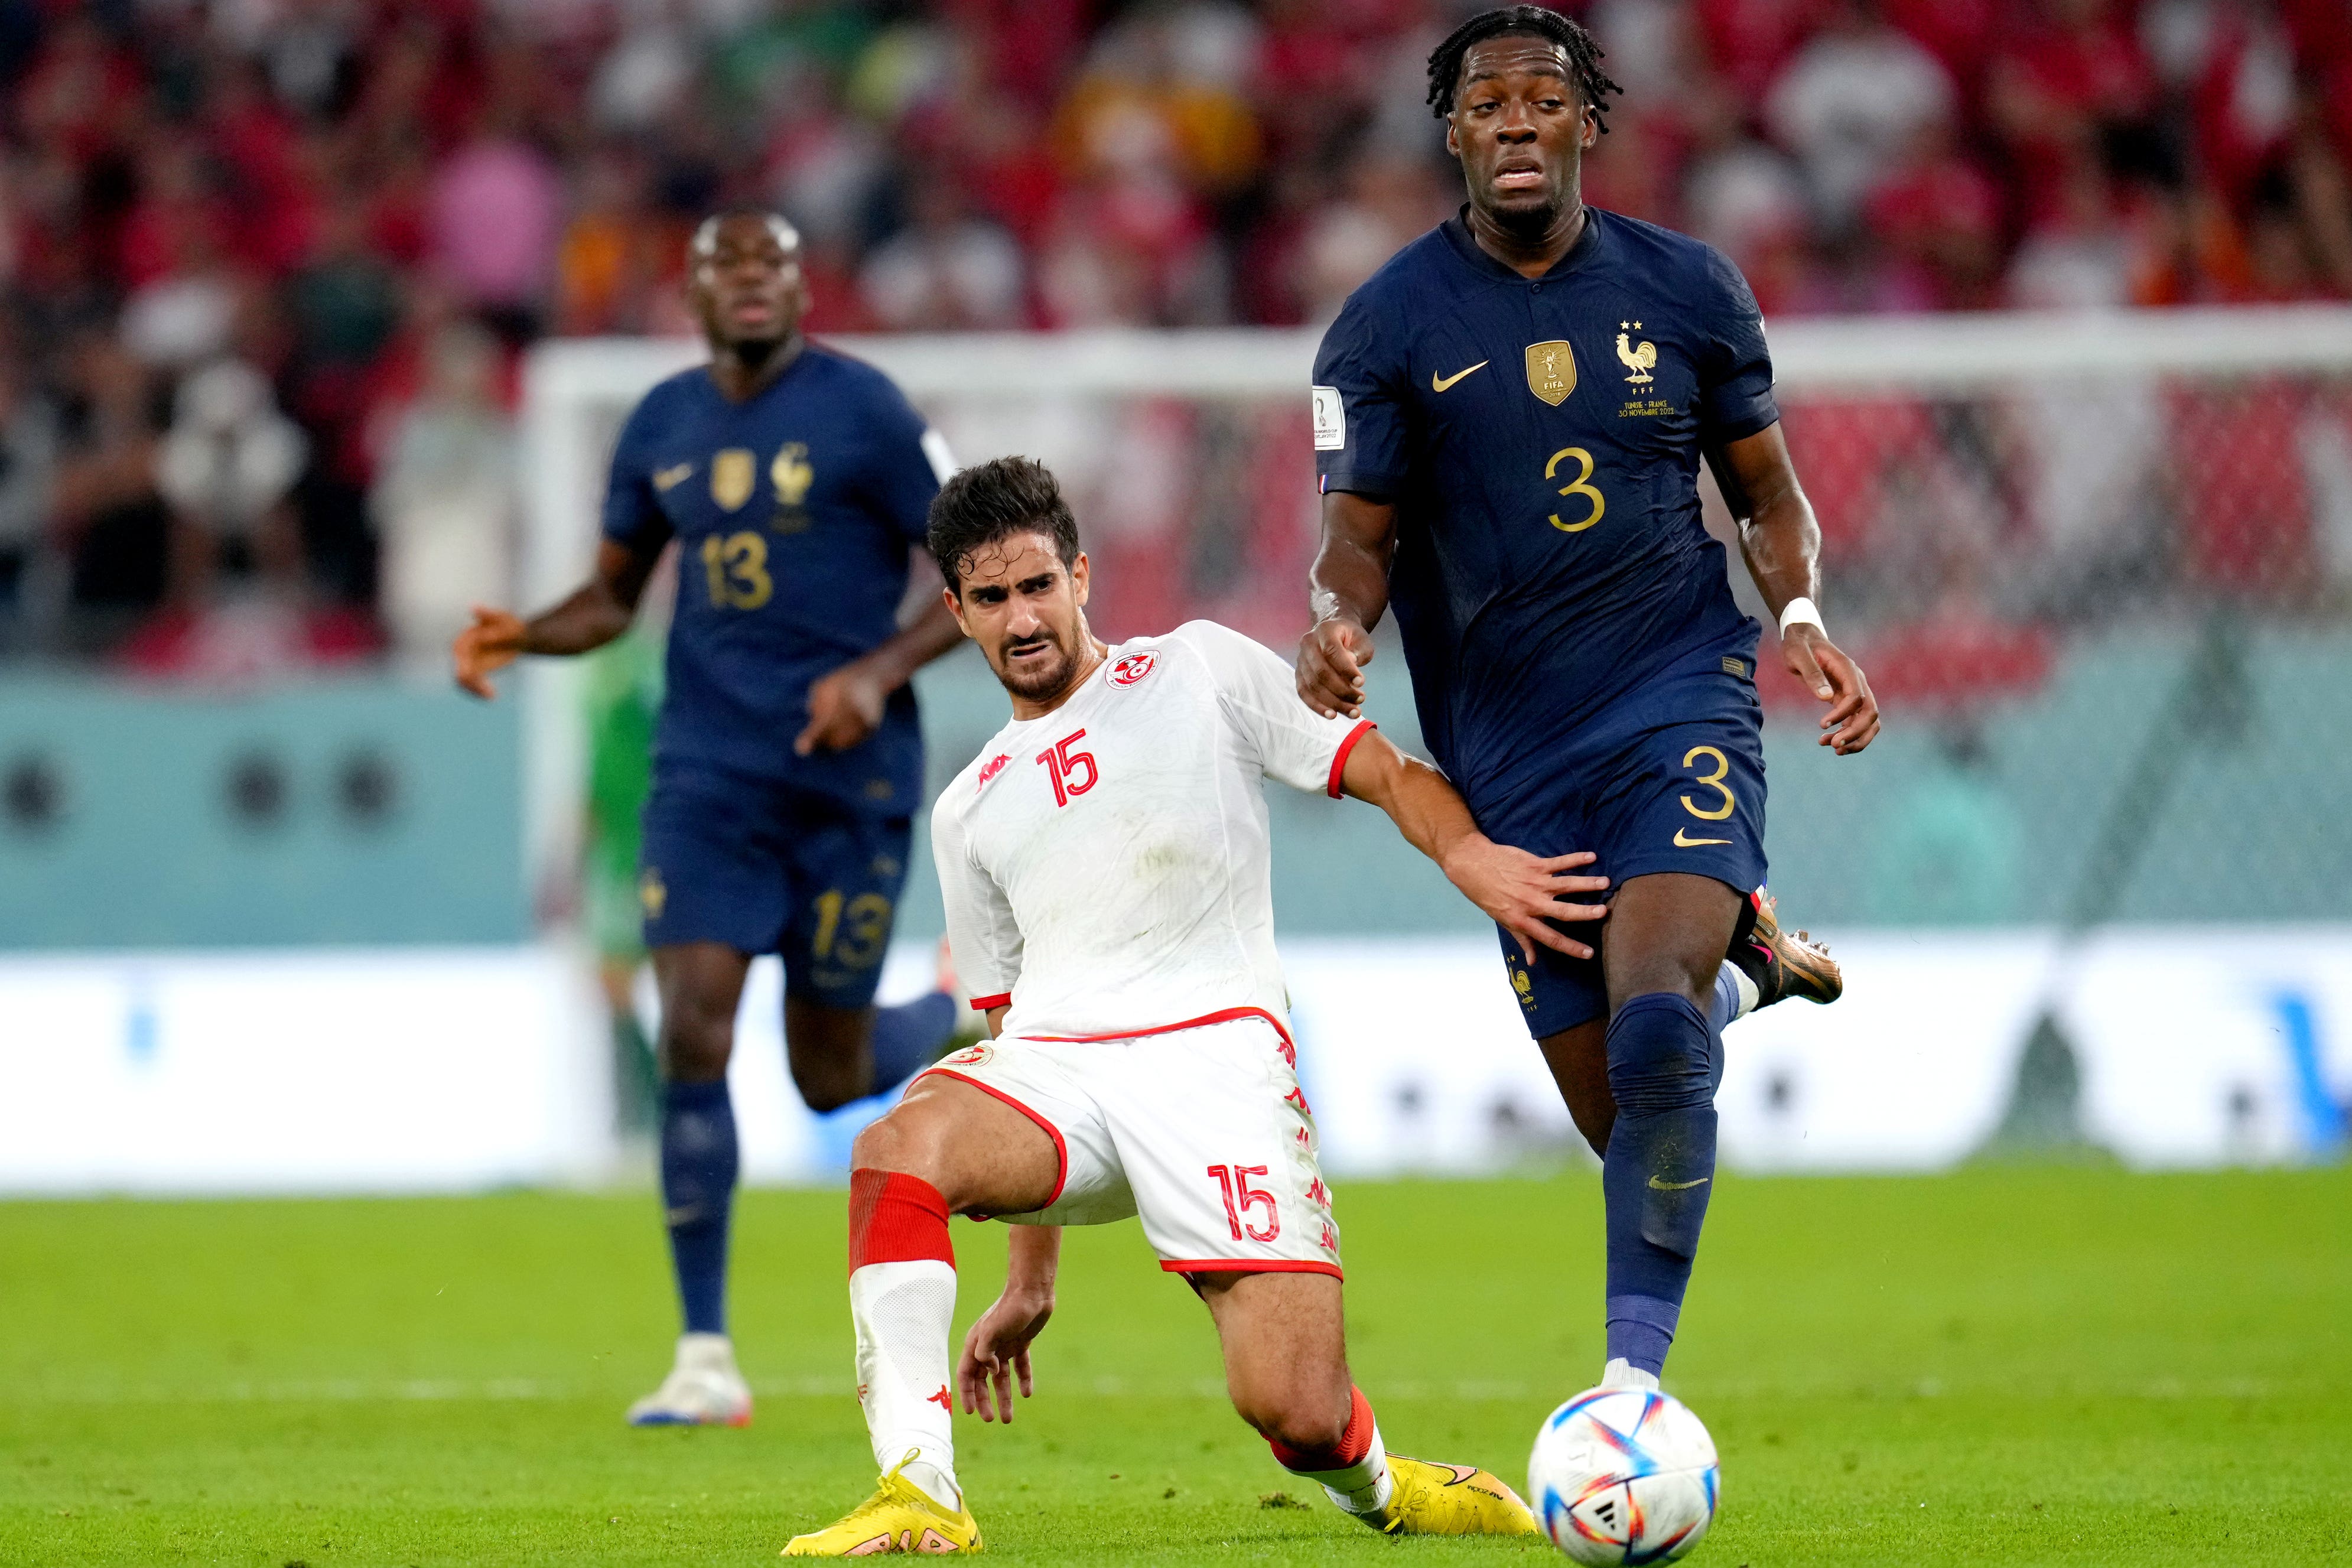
[1782,625,1881,755]
[1440,842,1611,962]
[795,659,890,756]
[1296,616,1374,720]
[452,606,526,700]
[958,1286,1052,1424]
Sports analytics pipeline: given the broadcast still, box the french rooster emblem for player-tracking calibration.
[1616,321,1657,385]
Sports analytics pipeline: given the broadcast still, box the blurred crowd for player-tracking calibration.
[0,0,2348,671]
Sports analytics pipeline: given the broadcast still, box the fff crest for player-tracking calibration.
[710,448,756,510]
[770,442,815,507]
[1525,340,1576,406]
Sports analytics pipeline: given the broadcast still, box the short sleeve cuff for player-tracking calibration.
[1326,719,1377,798]
[1316,468,1400,502]
[1700,391,1780,445]
[969,991,1011,1012]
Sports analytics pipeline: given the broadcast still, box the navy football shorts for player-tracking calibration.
[637,764,912,1011]
[1481,632,1769,1040]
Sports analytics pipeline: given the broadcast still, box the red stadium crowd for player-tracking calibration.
[0,0,2347,670]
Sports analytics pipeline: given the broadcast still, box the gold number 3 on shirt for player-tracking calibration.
[1545,447,1606,533]
[700,531,773,610]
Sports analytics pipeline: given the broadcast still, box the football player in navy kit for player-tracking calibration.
[456,210,966,1425]
[1296,9,1879,1390]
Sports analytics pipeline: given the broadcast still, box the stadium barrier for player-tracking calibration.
[12,308,2352,1194]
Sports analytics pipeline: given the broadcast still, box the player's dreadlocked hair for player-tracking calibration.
[1424,6,1621,133]
[929,456,1082,593]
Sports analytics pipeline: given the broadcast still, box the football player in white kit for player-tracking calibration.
[784,458,1612,1556]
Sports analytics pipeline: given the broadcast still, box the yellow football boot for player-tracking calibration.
[1360,1455,1540,1536]
[781,1455,983,1556]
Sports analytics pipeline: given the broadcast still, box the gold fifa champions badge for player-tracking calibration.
[710,448,756,510]
[1525,340,1576,405]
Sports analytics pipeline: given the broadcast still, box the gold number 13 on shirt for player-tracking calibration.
[1546,446,1606,533]
[700,531,772,609]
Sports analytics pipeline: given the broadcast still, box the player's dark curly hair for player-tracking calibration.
[1425,5,1621,133]
[928,456,1082,594]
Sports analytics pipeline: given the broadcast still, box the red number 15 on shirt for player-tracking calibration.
[1035,730,1098,808]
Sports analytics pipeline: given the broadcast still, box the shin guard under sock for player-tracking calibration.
[1270,1385,1393,1515]
[1600,991,1719,1377]
[659,1078,739,1336]
[868,991,958,1092]
[847,1169,960,1502]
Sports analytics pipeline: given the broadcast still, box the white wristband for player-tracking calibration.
[1777,596,1824,637]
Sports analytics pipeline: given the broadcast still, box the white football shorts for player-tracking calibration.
[913,1007,1342,1279]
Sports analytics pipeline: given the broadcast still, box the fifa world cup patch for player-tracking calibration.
[1310,386,1346,451]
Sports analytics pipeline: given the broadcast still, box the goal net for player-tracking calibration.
[521,307,2352,1175]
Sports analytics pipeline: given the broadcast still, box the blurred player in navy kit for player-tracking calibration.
[1297,9,1879,1392]
[455,210,966,1426]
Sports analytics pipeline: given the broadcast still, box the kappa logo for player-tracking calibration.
[975,753,1011,793]
[1110,651,1157,687]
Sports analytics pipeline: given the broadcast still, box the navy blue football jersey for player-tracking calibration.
[603,344,951,811]
[1312,208,1780,822]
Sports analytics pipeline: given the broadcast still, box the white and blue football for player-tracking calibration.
[1528,1387,1720,1564]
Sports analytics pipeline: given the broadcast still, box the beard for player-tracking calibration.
[723,329,786,372]
[994,630,1084,702]
[1485,183,1570,242]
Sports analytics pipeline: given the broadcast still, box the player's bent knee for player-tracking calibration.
[657,1009,733,1083]
[1232,1391,1349,1456]
[1603,992,1715,1116]
[790,1058,864,1114]
[847,1104,954,1189]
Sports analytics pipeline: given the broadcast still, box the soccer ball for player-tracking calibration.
[1527,1387,1719,1564]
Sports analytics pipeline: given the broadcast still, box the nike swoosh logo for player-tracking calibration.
[1674,828,1731,847]
[653,463,695,492]
[1649,1175,1711,1191]
[1432,360,1489,392]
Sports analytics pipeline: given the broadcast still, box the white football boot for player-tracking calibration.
[626,1332,753,1427]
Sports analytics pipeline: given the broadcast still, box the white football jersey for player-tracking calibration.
[933,620,1373,1041]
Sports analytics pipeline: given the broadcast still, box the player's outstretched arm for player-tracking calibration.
[1296,490,1398,720]
[1713,424,1881,755]
[452,539,660,700]
[793,590,966,756]
[957,1224,1059,1424]
[1339,727,1609,961]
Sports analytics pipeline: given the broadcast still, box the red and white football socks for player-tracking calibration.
[847,1167,962,1510]
[1270,1384,1394,1515]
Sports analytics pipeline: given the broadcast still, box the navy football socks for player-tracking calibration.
[659,1078,739,1336]
[1601,991,1720,1378]
[867,990,958,1092]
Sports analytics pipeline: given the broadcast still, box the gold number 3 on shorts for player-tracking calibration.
[1679,746,1736,821]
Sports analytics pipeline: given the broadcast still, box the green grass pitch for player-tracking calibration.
[4,1166,2348,1565]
